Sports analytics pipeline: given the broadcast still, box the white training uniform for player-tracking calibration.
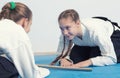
[0,19,50,78]
[57,18,118,66]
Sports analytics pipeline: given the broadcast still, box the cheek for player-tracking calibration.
[25,26,31,33]
[27,26,31,32]
[70,28,77,35]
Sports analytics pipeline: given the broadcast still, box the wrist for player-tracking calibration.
[76,59,92,67]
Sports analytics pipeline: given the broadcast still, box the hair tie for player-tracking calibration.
[9,2,16,10]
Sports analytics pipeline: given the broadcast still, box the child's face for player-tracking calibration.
[59,17,80,40]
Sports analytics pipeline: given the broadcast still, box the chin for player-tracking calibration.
[67,36,74,40]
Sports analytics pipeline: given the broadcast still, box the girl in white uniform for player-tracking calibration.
[51,9,120,68]
[0,2,49,78]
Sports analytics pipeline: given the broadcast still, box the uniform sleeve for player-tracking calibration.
[7,40,49,78]
[91,30,117,66]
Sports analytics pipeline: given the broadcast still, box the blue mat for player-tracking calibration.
[35,55,120,78]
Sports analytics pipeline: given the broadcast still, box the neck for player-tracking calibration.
[77,25,82,40]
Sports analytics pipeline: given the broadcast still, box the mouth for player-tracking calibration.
[65,35,73,40]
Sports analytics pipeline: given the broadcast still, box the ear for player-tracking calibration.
[76,20,80,27]
[16,18,28,28]
[22,18,29,28]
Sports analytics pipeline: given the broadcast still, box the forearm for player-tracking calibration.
[74,59,92,67]
[66,59,92,68]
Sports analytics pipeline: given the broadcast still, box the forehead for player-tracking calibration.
[59,17,73,26]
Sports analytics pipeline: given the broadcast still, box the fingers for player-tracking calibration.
[61,62,73,67]
[60,58,73,67]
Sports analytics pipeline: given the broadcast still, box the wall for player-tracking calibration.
[0,0,120,53]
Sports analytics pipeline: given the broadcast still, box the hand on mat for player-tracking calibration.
[66,64,80,68]
[60,58,73,67]
[66,59,92,68]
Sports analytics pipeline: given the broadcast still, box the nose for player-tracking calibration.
[62,29,68,36]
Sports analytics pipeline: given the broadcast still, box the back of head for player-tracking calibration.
[58,9,80,23]
[0,2,32,22]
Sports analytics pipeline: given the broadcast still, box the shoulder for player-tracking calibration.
[0,19,30,42]
[81,17,106,25]
[81,17,109,31]
[0,19,31,50]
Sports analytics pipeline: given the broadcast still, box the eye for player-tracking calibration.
[66,26,70,30]
[59,25,71,31]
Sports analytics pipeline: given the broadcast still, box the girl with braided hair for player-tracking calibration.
[51,9,120,68]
